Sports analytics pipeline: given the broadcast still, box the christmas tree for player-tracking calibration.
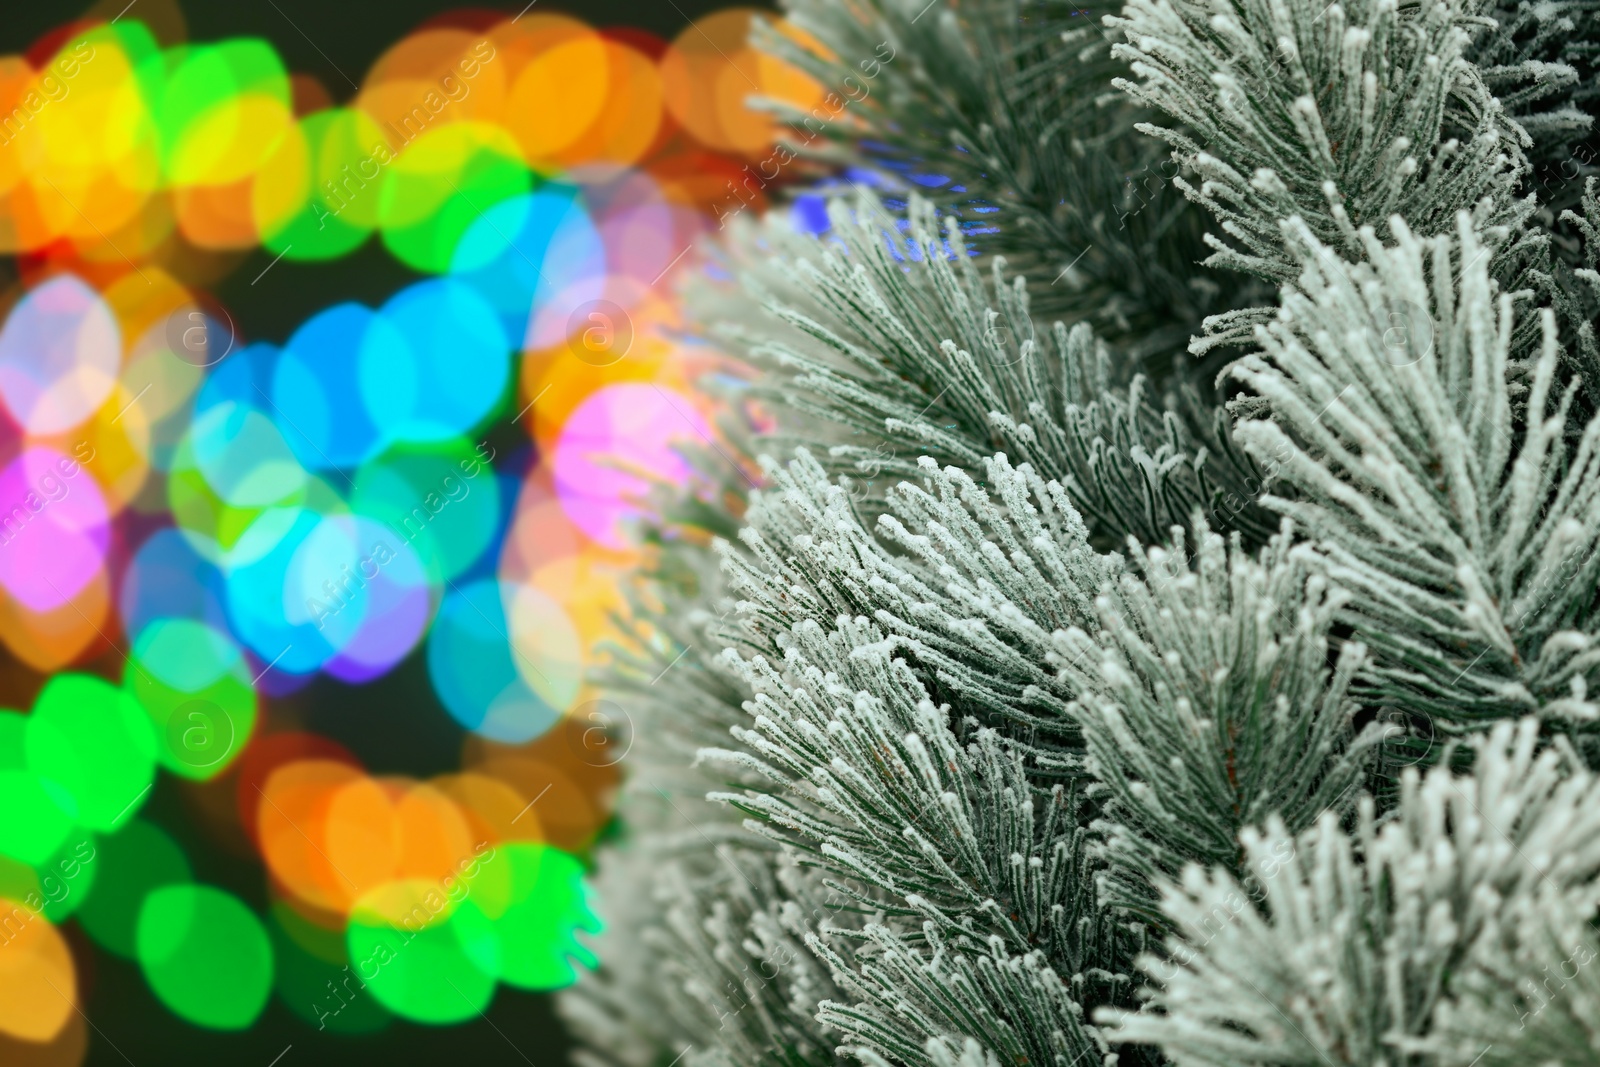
[561,0,1600,1063]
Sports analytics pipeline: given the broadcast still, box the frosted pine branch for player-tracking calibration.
[754,0,1227,339]
[695,192,1271,546]
[708,643,1128,1065]
[1104,719,1600,1065]
[1055,518,1381,915]
[1110,0,1531,283]
[1229,214,1600,728]
[721,449,1112,736]
[1470,0,1598,164]
[563,0,1600,1063]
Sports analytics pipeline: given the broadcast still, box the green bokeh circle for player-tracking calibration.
[137,883,274,1030]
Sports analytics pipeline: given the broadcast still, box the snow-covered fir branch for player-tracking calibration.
[1105,719,1600,1065]
[561,0,1600,1061]
[1056,519,1380,916]
[751,0,1235,345]
[1109,0,1532,284]
[1229,214,1600,727]
[696,193,1272,546]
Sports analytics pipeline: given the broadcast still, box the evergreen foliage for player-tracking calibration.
[1109,719,1600,1066]
[696,194,1271,545]
[755,0,1235,348]
[560,0,1600,1063]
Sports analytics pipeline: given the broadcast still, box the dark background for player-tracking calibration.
[0,0,769,1063]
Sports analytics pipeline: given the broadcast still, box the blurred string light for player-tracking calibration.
[0,4,824,1054]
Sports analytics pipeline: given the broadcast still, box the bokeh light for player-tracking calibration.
[0,0,809,1055]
